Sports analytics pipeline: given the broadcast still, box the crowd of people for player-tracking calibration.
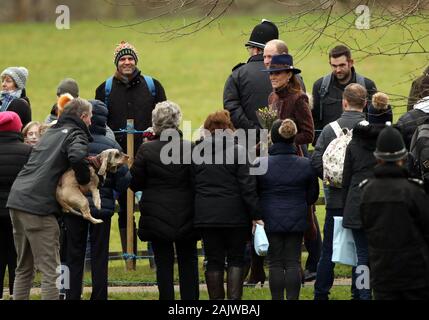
[0,19,429,301]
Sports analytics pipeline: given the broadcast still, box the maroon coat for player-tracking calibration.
[268,87,314,145]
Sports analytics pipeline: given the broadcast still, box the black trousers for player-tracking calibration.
[0,216,16,298]
[201,227,250,272]
[374,287,429,300]
[151,239,199,300]
[63,214,111,300]
[267,232,303,300]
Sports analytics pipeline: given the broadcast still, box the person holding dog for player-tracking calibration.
[7,97,93,300]
[63,99,131,300]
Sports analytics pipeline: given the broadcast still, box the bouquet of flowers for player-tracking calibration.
[256,106,278,130]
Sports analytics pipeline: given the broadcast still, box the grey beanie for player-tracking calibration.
[1,67,29,90]
[57,78,79,98]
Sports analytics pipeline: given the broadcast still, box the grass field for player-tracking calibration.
[1,14,428,126]
[2,13,427,300]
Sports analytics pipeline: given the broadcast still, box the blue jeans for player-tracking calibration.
[314,205,343,300]
[351,229,372,300]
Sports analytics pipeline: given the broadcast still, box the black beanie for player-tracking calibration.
[271,119,297,144]
[374,125,407,161]
[245,19,279,49]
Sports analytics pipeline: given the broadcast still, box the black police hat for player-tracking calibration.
[245,19,279,49]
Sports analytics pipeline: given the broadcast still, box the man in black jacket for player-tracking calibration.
[223,19,278,134]
[312,45,377,144]
[360,125,429,300]
[95,41,167,263]
[7,98,93,300]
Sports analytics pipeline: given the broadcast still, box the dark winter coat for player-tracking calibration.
[7,114,91,216]
[95,68,166,155]
[396,108,429,150]
[193,134,262,228]
[311,67,377,143]
[130,131,197,242]
[407,66,429,111]
[0,132,32,217]
[360,164,429,292]
[1,98,31,128]
[311,111,366,209]
[223,54,272,130]
[257,143,319,233]
[86,101,130,219]
[342,123,384,229]
[268,87,314,145]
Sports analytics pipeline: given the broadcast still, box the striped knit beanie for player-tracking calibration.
[114,41,139,67]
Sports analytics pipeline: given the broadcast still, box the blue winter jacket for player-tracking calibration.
[257,142,319,233]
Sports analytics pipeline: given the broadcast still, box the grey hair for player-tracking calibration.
[62,98,92,118]
[152,101,182,135]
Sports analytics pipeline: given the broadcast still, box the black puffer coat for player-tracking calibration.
[193,134,261,228]
[342,123,384,229]
[130,131,197,241]
[0,132,32,217]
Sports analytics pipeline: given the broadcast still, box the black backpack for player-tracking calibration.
[410,121,429,191]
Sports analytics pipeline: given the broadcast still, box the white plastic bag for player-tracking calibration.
[332,216,357,266]
[254,224,269,256]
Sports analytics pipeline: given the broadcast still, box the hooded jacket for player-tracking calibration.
[7,114,91,216]
[396,96,429,149]
[360,164,429,292]
[342,122,384,229]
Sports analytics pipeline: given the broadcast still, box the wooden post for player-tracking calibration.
[126,119,136,271]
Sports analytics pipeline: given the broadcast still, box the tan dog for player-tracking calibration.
[56,149,129,224]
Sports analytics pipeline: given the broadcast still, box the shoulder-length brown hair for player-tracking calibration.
[203,110,235,134]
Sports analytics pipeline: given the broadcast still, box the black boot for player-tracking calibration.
[205,271,225,300]
[227,267,243,300]
[247,251,266,287]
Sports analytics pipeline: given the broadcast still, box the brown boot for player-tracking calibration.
[227,267,243,300]
[205,271,225,300]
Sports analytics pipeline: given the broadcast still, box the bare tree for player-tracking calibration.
[98,0,235,40]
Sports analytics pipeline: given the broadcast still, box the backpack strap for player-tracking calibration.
[355,73,366,88]
[104,76,113,109]
[318,74,332,121]
[104,75,156,110]
[143,75,156,97]
[330,121,342,138]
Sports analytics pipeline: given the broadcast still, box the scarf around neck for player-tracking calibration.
[0,89,23,112]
